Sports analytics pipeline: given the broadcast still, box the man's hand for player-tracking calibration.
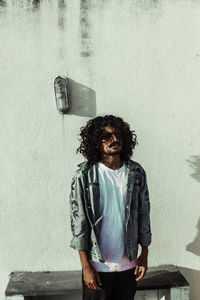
[79,250,102,290]
[135,247,148,282]
[83,264,102,290]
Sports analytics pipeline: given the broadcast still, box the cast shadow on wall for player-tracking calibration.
[185,155,200,257]
[186,155,200,183]
[67,78,96,117]
[186,217,200,257]
[54,77,96,117]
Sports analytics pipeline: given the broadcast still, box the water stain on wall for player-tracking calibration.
[57,0,67,61]
[0,0,6,8]
[57,0,67,32]
[131,0,160,9]
[80,0,92,57]
[58,0,67,8]
[129,0,162,21]
[32,0,40,9]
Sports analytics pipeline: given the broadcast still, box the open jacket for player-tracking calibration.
[69,159,152,263]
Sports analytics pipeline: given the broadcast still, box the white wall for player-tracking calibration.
[1,0,200,299]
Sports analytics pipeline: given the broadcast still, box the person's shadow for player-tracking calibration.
[185,155,200,257]
[186,217,200,257]
[186,155,200,183]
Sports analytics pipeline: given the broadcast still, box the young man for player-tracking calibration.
[69,115,152,300]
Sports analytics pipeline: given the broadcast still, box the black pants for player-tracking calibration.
[82,267,137,300]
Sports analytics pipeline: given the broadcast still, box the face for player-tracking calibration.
[100,126,123,156]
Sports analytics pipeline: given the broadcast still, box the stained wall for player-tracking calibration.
[1,1,200,299]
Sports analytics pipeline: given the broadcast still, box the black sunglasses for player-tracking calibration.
[101,130,122,140]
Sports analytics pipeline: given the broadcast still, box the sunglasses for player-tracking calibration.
[101,130,122,140]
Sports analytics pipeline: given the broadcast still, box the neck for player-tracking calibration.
[100,154,123,170]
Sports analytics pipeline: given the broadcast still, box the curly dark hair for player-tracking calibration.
[76,115,138,164]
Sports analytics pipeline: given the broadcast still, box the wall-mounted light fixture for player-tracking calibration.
[54,76,70,113]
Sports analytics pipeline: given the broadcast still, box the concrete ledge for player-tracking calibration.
[5,265,189,298]
[5,270,82,297]
[137,265,189,290]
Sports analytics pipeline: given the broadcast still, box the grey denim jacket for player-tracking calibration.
[69,159,152,263]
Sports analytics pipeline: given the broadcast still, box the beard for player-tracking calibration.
[107,148,121,155]
[100,141,122,156]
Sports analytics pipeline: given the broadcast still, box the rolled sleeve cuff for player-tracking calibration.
[70,235,89,251]
[138,232,152,246]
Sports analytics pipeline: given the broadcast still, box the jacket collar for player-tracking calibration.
[77,159,136,172]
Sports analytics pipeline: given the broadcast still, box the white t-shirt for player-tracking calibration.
[90,162,137,272]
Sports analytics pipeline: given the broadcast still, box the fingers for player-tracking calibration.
[85,273,102,290]
[135,266,147,282]
[88,282,101,290]
[96,272,102,287]
[134,265,139,276]
[87,280,102,290]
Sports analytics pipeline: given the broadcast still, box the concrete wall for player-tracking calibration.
[1,0,200,299]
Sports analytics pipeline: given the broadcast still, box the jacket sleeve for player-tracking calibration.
[69,171,90,251]
[138,169,152,246]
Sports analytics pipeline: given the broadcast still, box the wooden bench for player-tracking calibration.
[5,265,189,300]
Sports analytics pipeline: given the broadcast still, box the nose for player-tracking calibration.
[110,133,119,142]
[112,134,117,140]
